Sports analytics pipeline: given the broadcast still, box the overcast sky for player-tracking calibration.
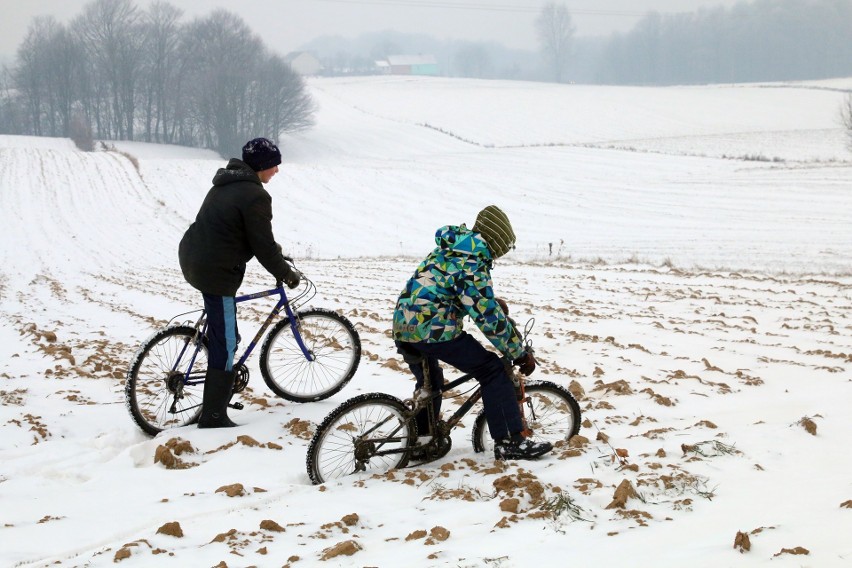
[1,0,745,59]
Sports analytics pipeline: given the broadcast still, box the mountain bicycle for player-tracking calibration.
[125,270,361,436]
[306,317,581,485]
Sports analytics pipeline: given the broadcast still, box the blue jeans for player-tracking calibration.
[202,293,238,371]
[397,332,522,441]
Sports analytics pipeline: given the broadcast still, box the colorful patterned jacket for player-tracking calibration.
[393,224,524,360]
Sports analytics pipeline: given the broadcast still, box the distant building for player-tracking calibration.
[285,51,322,76]
[385,55,439,76]
[375,60,391,75]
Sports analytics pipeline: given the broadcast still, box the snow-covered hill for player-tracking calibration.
[0,76,850,567]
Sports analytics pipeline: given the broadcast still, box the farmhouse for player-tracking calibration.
[285,51,322,76]
[385,55,439,76]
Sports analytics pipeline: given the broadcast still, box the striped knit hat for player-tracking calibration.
[473,205,516,258]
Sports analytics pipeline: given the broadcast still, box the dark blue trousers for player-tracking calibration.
[202,293,238,371]
[398,332,522,441]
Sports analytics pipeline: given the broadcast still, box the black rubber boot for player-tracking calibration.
[198,368,238,429]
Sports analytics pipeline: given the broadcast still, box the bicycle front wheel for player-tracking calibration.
[125,326,206,436]
[306,393,415,485]
[472,380,581,454]
[260,308,360,402]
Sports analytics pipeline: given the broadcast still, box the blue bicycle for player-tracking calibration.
[125,272,361,436]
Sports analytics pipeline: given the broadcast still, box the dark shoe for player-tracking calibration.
[198,369,238,429]
[494,434,552,460]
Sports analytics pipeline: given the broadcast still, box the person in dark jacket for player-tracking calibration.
[393,205,552,460]
[179,137,300,428]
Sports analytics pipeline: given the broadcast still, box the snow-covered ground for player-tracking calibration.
[0,76,850,567]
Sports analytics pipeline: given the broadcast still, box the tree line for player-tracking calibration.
[0,0,314,157]
[572,0,852,85]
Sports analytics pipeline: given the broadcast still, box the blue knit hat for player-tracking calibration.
[242,137,282,172]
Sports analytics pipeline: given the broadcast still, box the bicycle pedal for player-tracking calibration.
[229,402,244,410]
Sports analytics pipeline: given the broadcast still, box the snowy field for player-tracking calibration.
[0,76,850,567]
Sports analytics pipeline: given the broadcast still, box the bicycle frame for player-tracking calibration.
[171,284,315,387]
[356,319,538,463]
[353,372,481,461]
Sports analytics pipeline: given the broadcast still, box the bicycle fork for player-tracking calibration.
[512,370,534,438]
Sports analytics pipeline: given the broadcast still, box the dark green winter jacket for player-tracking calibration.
[179,159,291,296]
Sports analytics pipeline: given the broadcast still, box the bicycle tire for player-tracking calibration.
[260,308,360,402]
[471,380,581,454]
[306,393,415,485]
[125,325,206,436]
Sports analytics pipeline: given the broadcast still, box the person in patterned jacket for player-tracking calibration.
[393,205,552,460]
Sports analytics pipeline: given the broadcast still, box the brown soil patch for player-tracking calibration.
[260,519,285,532]
[500,498,520,513]
[0,388,26,406]
[568,380,585,400]
[799,417,817,436]
[425,526,450,545]
[285,418,313,440]
[320,539,362,560]
[156,522,183,538]
[774,547,809,557]
[215,483,246,497]
[733,531,751,552]
[154,438,197,469]
[592,379,633,395]
[493,469,546,507]
[606,479,638,509]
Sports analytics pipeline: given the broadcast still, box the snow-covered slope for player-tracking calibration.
[0,77,850,567]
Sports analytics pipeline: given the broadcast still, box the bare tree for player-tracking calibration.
[841,93,852,152]
[536,2,575,83]
[454,43,492,79]
[249,55,315,138]
[74,0,143,139]
[0,65,24,134]
[3,0,316,153]
[182,10,266,156]
[14,17,52,135]
[140,1,183,143]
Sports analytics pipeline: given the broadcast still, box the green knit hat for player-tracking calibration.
[472,205,516,258]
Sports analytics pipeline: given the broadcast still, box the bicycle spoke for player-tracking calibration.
[308,394,411,483]
[262,310,360,402]
[126,327,205,435]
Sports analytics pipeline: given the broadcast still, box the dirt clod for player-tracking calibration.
[774,547,809,557]
[733,531,750,552]
[426,526,450,544]
[606,479,638,509]
[260,519,285,532]
[320,539,362,560]
[407,529,427,541]
[156,521,184,538]
[215,483,246,497]
[799,417,817,436]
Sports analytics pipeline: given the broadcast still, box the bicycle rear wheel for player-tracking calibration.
[125,326,206,436]
[472,380,581,455]
[306,393,415,485]
[260,308,360,402]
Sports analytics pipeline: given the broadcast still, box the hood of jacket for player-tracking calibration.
[434,224,493,263]
[212,158,261,187]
